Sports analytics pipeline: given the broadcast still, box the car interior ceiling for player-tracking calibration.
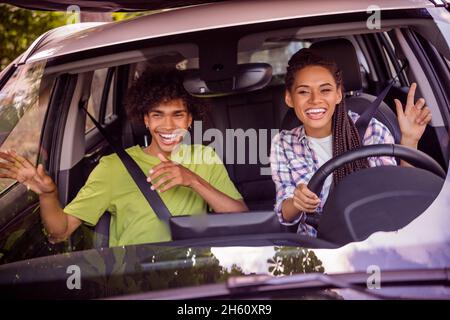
[60,30,448,247]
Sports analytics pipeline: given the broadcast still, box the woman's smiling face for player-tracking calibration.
[285,65,342,138]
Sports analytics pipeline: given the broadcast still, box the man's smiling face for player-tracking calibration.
[144,98,192,157]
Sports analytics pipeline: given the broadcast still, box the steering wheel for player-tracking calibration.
[303,144,446,230]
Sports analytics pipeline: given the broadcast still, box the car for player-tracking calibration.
[0,0,449,299]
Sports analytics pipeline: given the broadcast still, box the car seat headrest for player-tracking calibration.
[310,38,362,93]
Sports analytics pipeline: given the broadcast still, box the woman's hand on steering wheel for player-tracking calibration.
[293,183,320,213]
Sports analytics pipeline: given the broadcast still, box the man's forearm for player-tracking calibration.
[190,176,248,213]
[39,191,68,238]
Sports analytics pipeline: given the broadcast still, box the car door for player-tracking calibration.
[402,7,450,169]
[0,60,71,264]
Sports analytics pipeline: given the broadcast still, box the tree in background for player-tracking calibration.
[267,246,325,276]
[0,4,149,71]
[0,4,66,70]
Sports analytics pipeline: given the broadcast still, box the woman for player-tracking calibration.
[270,48,432,236]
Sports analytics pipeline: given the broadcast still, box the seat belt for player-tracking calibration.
[79,101,172,224]
[355,61,409,142]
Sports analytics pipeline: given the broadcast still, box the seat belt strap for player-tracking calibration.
[80,102,172,224]
[355,61,408,143]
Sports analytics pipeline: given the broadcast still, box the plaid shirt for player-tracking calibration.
[270,111,397,236]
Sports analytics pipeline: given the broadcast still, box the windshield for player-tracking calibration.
[1,4,450,301]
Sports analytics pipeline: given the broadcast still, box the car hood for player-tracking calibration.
[2,0,225,12]
[0,173,449,299]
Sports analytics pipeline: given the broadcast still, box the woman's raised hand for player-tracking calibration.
[395,83,432,146]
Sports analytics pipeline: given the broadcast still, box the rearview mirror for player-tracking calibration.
[183,63,272,97]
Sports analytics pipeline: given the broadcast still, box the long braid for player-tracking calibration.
[332,99,369,186]
[285,48,370,187]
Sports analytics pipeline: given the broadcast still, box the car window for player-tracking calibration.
[85,68,115,132]
[0,61,48,194]
[381,32,409,87]
[104,71,115,123]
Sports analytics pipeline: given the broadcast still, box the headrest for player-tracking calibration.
[130,117,148,138]
[310,38,362,92]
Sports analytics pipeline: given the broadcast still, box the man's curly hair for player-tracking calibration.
[125,67,205,123]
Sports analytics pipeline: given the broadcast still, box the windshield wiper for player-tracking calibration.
[111,268,450,300]
[226,268,450,300]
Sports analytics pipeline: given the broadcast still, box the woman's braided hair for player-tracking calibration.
[285,48,369,186]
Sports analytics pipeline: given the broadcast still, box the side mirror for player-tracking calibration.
[183,63,272,97]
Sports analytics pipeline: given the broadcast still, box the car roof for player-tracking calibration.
[19,22,105,65]
[3,0,225,12]
[25,0,435,64]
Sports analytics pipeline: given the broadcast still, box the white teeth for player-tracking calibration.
[159,133,177,139]
[159,133,179,143]
[306,108,326,114]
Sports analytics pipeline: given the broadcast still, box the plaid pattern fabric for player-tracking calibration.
[270,110,397,236]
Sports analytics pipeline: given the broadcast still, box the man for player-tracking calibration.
[0,68,248,246]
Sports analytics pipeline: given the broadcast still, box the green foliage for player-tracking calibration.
[268,246,325,276]
[0,4,153,71]
[112,12,153,21]
[0,4,67,70]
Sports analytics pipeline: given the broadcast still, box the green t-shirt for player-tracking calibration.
[64,144,242,247]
